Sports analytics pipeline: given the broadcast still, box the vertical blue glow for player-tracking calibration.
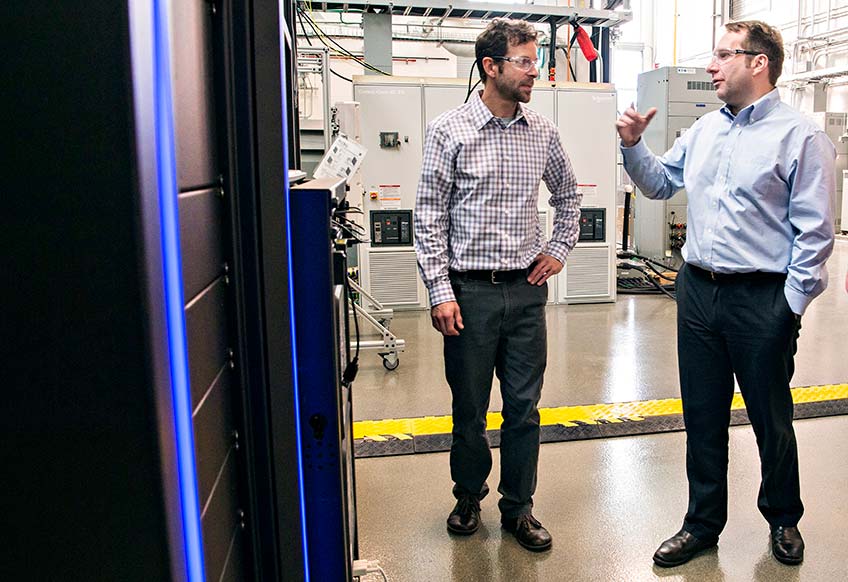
[278,2,311,578]
[152,0,206,580]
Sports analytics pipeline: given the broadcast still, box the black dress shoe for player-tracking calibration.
[771,526,804,565]
[653,529,717,567]
[501,514,552,552]
[447,495,481,535]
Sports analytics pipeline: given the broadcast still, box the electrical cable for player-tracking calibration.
[332,218,366,244]
[343,272,361,385]
[298,8,391,76]
[641,260,677,282]
[618,250,680,273]
[464,58,481,103]
[296,8,313,46]
[617,262,676,299]
[560,46,578,83]
[616,250,678,299]
[621,264,676,300]
[333,209,366,232]
[298,8,341,54]
[340,232,361,385]
[331,68,353,82]
[334,213,366,230]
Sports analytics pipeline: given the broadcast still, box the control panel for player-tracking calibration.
[370,210,413,246]
[578,208,606,242]
[668,221,687,250]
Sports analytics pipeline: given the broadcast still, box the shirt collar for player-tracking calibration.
[720,87,781,123]
[469,90,528,130]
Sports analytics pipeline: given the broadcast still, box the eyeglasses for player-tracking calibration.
[491,56,539,72]
[710,48,761,64]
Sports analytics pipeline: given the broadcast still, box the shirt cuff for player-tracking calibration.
[620,137,652,163]
[428,280,456,307]
[542,242,569,266]
[784,285,810,316]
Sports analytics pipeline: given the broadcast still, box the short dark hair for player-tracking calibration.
[475,18,538,83]
[725,20,784,85]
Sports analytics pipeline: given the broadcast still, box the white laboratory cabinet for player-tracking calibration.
[353,76,618,308]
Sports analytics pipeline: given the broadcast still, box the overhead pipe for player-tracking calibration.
[811,37,848,68]
[601,27,610,83]
[589,26,598,82]
[789,2,848,74]
[672,0,678,66]
[439,42,476,58]
[828,0,833,34]
[778,64,848,84]
[549,20,557,82]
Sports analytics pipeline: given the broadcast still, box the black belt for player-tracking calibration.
[450,268,529,284]
[687,264,785,282]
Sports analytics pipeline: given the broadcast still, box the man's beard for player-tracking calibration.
[494,75,532,103]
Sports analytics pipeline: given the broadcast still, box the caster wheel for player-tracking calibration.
[382,356,399,370]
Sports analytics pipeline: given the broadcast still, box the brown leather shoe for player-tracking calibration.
[447,495,481,535]
[771,526,804,565]
[653,529,717,567]
[501,514,552,552]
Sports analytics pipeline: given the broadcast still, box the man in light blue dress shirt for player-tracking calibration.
[617,21,835,568]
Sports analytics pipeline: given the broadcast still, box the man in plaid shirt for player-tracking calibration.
[414,18,582,552]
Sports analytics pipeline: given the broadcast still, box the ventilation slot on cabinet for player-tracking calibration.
[566,246,610,298]
[729,0,769,21]
[687,81,712,91]
[368,251,420,305]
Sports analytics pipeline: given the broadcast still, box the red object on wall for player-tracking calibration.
[573,25,598,62]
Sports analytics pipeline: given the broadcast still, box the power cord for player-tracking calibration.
[464,58,481,103]
[332,217,367,244]
[617,252,678,300]
[618,250,679,273]
[335,202,362,386]
[352,559,388,581]
[343,280,360,386]
[298,7,391,76]
[621,263,676,300]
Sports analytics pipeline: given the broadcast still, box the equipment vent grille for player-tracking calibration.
[687,81,712,91]
[369,251,420,305]
[566,246,610,298]
[729,0,770,20]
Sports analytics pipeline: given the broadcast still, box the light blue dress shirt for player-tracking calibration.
[622,88,835,315]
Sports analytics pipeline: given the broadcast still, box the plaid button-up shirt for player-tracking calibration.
[414,91,582,306]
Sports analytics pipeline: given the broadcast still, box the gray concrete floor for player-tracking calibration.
[354,241,848,422]
[356,417,848,581]
[353,240,848,581]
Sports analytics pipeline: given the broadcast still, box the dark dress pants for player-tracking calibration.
[444,273,548,519]
[676,264,804,542]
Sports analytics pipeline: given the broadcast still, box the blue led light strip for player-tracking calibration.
[152,1,206,579]
[278,2,312,578]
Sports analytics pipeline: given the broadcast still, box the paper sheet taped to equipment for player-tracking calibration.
[313,135,367,183]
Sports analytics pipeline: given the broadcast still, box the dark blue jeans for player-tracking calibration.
[444,272,548,519]
[676,263,803,541]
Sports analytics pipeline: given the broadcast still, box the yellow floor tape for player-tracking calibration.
[353,383,848,441]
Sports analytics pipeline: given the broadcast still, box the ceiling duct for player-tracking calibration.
[440,42,476,58]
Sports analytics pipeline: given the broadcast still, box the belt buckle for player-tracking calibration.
[490,270,502,285]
